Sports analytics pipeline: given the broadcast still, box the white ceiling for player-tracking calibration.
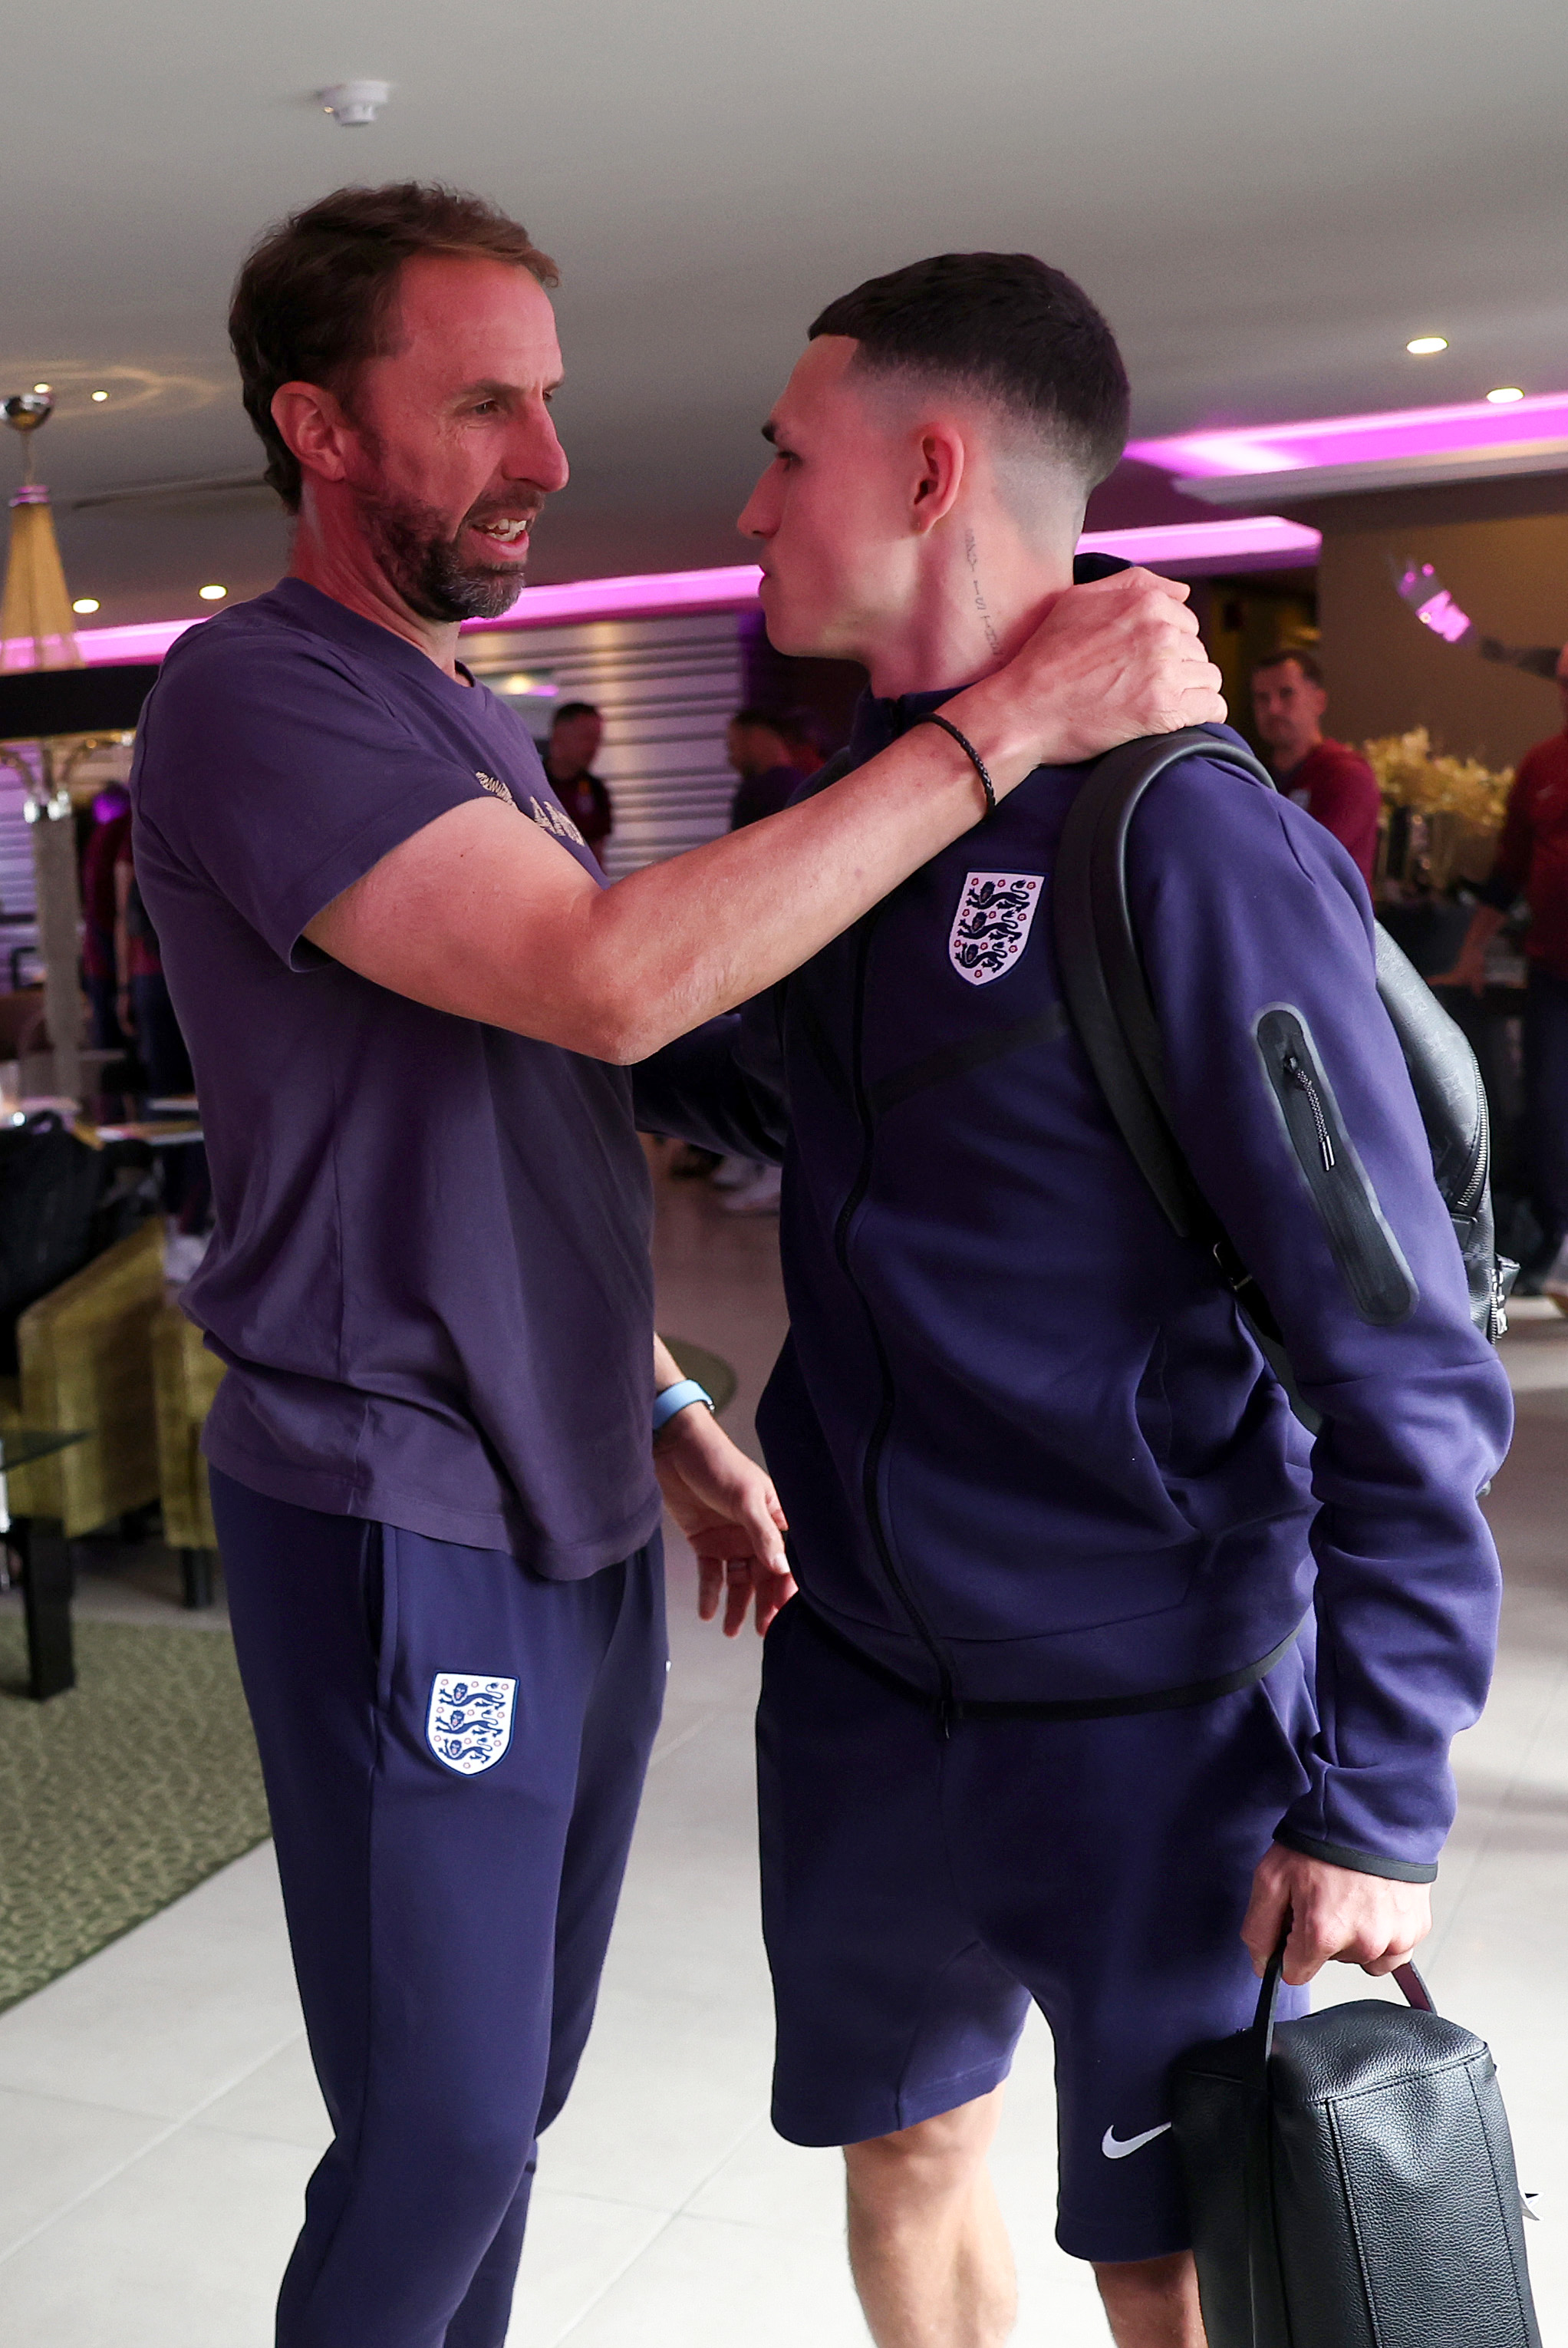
[5,0,1566,622]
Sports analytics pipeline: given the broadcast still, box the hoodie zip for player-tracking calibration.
[831,907,960,1719]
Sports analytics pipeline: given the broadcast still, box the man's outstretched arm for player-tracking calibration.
[308,568,1222,1061]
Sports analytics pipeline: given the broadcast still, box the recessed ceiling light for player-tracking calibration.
[198,583,227,601]
[31,382,51,394]
[1405,336,1448,356]
[71,598,100,615]
[91,389,108,403]
[1486,386,1524,404]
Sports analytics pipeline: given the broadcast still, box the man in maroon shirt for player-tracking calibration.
[1251,648,1382,886]
[1440,647,1568,1291]
[542,699,613,863]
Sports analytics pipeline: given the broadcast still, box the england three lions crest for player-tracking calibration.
[948,872,1044,985]
[427,1674,517,1776]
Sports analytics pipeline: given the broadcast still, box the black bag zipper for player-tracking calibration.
[1255,1007,1417,1328]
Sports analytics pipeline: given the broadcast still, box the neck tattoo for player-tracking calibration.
[964,529,1003,658]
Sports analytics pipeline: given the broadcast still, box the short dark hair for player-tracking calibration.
[552,701,601,726]
[1253,647,1324,688]
[229,182,558,513]
[729,705,789,734]
[809,252,1129,490]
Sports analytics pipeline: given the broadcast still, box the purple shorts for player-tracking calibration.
[757,1598,1313,2264]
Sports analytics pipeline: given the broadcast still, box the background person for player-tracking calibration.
[114,832,193,1097]
[81,783,132,1051]
[1437,643,1568,1295]
[726,704,802,827]
[542,697,613,862]
[132,182,1220,2348]
[1250,647,1382,885]
[778,704,835,779]
[714,702,812,1210]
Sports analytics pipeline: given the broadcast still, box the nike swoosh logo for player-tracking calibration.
[1101,2122,1174,2160]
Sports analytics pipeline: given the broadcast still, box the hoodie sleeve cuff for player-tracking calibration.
[1274,1828,1438,1885]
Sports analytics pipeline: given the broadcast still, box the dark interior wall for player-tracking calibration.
[1296,474,1568,768]
[740,612,865,753]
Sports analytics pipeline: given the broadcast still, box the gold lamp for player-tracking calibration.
[2,393,81,672]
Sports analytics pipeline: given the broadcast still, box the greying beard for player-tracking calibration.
[357,486,527,623]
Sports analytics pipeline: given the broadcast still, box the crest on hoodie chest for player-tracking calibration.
[947,871,1045,985]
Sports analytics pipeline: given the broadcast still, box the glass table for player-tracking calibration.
[3,1429,91,1700]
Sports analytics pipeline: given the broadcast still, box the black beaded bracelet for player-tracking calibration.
[912,712,997,817]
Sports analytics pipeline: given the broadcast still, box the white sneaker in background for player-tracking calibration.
[720,1165,782,1215]
[710,1154,760,1189]
[1543,1235,1568,1317]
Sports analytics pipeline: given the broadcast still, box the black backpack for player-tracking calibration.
[1052,730,1516,1420]
[0,1112,159,1376]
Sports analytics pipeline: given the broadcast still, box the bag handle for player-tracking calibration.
[1250,1923,1437,2080]
[1242,1926,1436,2345]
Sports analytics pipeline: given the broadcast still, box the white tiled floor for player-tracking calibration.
[1,1172,1563,2344]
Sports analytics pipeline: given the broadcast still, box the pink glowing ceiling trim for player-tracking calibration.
[73,568,769,663]
[75,616,203,665]
[463,563,766,634]
[74,523,1319,666]
[1128,391,1568,484]
[1078,516,1319,569]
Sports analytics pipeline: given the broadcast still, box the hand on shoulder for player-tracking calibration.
[992,567,1228,768]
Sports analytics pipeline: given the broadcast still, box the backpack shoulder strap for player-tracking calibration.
[1052,727,1274,1242]
[1053,727,1306,1391]
[1053,727,1508,1350]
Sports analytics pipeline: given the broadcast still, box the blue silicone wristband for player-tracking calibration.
[652,1377,714,1434]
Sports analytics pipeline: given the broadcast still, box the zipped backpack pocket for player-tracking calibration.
[1254,1005,1418,1327]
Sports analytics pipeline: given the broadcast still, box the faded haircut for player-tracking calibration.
[809,252,1129,490]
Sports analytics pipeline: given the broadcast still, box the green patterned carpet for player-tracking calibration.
[0,1616,270,2012]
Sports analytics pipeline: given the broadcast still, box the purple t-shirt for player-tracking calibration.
[131,577,660,1575]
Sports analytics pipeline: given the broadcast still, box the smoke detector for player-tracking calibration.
[318,81,390,127]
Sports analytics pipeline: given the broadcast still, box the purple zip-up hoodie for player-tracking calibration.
[637,693,1513,1882]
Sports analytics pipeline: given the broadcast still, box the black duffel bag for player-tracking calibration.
[1171,1937,1541,2348]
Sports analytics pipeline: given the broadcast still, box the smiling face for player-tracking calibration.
[328,252,569,623]
[737,336,931,662]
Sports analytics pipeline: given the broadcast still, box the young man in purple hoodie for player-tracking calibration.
[639,254,1512,2347]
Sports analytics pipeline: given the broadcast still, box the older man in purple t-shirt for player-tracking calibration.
[132,181,1220,2346]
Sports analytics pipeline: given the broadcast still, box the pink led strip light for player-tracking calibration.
[1129,391,1568,489]
[71,519,1320,666]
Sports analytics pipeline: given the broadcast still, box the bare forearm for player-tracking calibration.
[315,698,1003,1057]
[1432,902,1504,992]
[310,566,1224,1054]
[575,716,1006,1058]
[1462,904,1505,956]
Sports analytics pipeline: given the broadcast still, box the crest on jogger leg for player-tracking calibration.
[427,1674,517,1775]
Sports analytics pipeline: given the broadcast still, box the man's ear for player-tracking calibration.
[909,424,966,536]
[271,380,358,490]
